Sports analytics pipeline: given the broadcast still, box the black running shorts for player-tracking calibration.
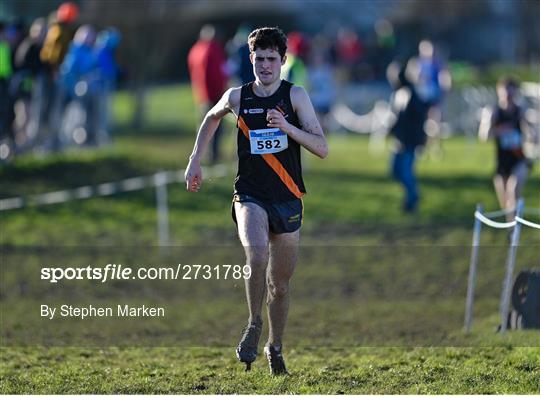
[231,194,303,234]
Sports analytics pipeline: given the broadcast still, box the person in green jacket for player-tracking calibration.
[1,21,14,140]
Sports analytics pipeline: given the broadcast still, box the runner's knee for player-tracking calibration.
[267,280,289,299]
[247,248,269,269]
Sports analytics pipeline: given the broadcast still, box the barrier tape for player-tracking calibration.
[0,164,228,211]
[474,210,540,229]
[515,216,540,230]
[474,211,516,228]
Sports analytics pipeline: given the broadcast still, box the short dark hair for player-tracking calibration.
[498,76,519,90]
[248,27,287,59]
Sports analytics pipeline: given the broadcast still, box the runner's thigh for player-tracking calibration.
[268,230,300,279]
[235,202,269,248]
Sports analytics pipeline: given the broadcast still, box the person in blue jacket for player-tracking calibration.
[52,25,96,147]
[94,28,120,144]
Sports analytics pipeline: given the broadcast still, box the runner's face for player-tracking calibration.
[497,84,517,103]
[251,48,285,85]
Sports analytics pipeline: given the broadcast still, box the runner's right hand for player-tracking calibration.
[185,161,202,192]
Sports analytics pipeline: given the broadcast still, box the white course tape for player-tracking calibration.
[0,197,24,210]
[97,182,118,196]
[0,164,229,211]
[515,216,540,230]
[120,176,148,192]
[34,190,71,205]
[74,186,93,199]
[474,211,516,229]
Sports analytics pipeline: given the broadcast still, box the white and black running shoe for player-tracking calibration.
[264,344,288,375]
[236,317,263,371]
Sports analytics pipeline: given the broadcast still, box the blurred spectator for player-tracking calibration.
[94,27,121,144]
[478,77,532,221]
[281,31,308,87]
[373,19,395,79]
[40,2,79,73]
[0,22,14,143]
[409,40,452,158]
[415,40,451,107]
[56,24,97,147]
[226,25,253,85]
[306,43,335,131]
[6,20,26,71]
[286,31,310,62]
[387,61,432,213]
[334,27,363,83]
[12,18,48,149]
[14,18,47,80]
[60,25,97,93]
[374,19,395,51]
[40,1,79,150]
[2,20,28,151]
[188,24,228,164]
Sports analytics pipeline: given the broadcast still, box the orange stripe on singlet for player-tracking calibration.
[237,116,304,199]
[237,116,250,139]
[275,105,286,115]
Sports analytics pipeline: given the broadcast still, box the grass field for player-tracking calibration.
[1,85,539,394]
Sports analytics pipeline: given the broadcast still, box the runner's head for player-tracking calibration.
[418,39,434,59]
[248,27,287,85]
[497,76,519,104]
[248,27,287,59]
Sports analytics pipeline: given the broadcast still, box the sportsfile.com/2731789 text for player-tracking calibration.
[40,264,252,283]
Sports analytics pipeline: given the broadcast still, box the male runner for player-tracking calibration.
[185,27,328,375]
[478,77,531,221]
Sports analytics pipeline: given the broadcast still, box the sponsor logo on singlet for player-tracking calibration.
[243,108,264,114]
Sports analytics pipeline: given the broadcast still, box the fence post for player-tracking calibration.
[464,203,483,333]
[499,198,524,333]
[154,171,170,255]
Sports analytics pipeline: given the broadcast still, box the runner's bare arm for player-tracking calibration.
[266,86,328,159]
[479,108,513,141]
[519,107,535,141]
[185,88,241,192]
[478,107,494,141]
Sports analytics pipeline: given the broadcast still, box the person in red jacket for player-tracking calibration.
[188,24,228,163]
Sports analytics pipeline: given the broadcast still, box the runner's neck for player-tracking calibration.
[252,79,281,98]
[499,99,516,111]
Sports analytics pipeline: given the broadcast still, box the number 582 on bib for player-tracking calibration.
[249,128,288,155]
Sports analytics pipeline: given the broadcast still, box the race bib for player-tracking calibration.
[499,129,522,150]
[249,128,288,154]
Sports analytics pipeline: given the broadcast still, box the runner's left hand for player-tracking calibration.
[267,109,292,134]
